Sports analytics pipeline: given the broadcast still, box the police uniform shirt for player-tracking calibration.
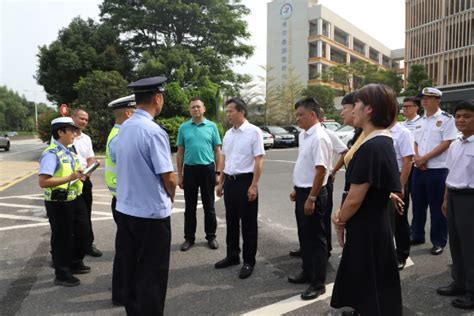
[39,140,76,176]
[73,132,94,169]
[293,123,333,188]
[414,108,458,168]
[222,120,265,175]
[390,123,415,172]
[114,109,174,219]
[402,115,421,134]
[445,135,474,189]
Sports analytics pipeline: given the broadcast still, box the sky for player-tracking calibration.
[0,0,405,105]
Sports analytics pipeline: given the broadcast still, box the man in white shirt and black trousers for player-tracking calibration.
[215,98,264,280]
[71,108,102,257]
[288,97,333,301]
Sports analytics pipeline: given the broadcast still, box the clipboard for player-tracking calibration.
[70,161,100,185]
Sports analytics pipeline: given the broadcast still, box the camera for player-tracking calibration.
[51,189,68,201]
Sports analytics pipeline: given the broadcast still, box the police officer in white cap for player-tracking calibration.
[105,95,135,306]
[411,87,458,255]
[38,117,91,287]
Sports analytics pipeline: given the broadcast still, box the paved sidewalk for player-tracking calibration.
[0,161,38,191]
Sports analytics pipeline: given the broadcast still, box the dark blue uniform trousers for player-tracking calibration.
[411,167,448,247]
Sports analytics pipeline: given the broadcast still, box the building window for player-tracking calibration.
[282,56,287,63]
[282,39,287,45]
[282,48,287,54]
[282,66,287,72]
[282,30,287,36]
[282,21,287,28]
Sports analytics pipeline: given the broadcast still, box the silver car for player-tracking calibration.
[0,134,10,151]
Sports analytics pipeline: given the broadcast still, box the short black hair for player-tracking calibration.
[403,96,420,107]
[225,98,248,118]
[52,126,67,140]
[294,97,322,118]
[135,91,162,105]
[341,92,356,105]
[454,99,474,114]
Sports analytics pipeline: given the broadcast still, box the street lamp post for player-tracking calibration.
[23,90,39,131]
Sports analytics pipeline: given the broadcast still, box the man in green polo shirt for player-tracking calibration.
[177,97,222,251]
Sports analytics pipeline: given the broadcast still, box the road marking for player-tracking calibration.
[243,257,415,315]
[0,194,42,200]
[0,213,47,222]
[0,170,38,192]
[0,202,44,209]
[265,159,296,164]
[0,216,113,232]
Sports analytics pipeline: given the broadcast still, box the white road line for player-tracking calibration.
[0,216,113,232]
[243,283,334,316]
[0,194,43,200]
[0,202,44,210]
[0,213,47,222]
[265,159,296,164]
[243,257,415,315]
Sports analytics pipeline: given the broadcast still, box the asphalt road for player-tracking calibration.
[0,145,471,315]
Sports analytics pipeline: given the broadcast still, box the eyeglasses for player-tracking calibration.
[402,105,416,108]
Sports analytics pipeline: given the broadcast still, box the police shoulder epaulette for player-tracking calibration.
[441,111,452,118]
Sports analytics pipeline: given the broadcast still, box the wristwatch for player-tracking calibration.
[215,171,221,175]
[307,195,317,202]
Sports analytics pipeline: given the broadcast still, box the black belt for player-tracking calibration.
[225,173,253,180]
[294,186,327,191]
[448,187,474,195]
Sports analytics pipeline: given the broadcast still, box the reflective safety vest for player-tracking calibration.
[105,126,119,196]
[42,142,83,201]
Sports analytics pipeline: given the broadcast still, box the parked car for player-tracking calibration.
[262,130,274,149]
[260,125,295,147]
[282,125,303,146]
[333,125,355,145]
[0,134,11,151]
[323,121,341,131]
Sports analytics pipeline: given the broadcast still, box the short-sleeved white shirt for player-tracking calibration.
[222,120,265,175]
[390,123,414,172]
[414,108,457,169]
[325,128,348,155]
[446,135,474,189]
[293,123,333,188]
[73,132,95,169]
[402,115,421,134]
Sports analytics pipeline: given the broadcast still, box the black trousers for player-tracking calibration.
[111,196,124,304]
[323,175,334,255]
[115,211,171,316]
[81,178,94,248]
[183,163,217,242]
[223,174,258,266]
[295,186,328,287]
[447,191,474,295]
[45,198,90,279]
[389,181,411,261]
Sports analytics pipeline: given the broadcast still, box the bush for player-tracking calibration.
[157,116,188,151]
[37,109,59,143]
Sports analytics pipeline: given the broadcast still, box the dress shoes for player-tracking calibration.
[86,245,103,257]
[71,261,91,275]
[397,259,406,271]
[431,245,444,255]
[208,239,219,250]
[410,239,425,246]
[239,264,254,279]
[437,283,465,296]
[300,284,326,300]
[54,275,80,287]
[288,272,311,284]
[215,257,240,269]
[452,294,474,309]
[180,240,194,252]
[289,248,302,257]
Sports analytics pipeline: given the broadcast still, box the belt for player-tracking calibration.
[448,187,474,195]
[225,173,253,180]
[294,186,327,191]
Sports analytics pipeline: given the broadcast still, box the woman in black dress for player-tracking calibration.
[331,84,402,316]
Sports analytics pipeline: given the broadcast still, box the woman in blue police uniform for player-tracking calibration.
[38,117,91,287]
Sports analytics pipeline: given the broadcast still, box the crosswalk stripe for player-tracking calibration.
[0,213,47,222]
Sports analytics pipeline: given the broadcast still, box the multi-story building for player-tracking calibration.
[405,0,474,103]
[267,0,404,92]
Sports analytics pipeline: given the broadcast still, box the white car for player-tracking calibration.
[0,134,11,151]
[333,125,355,145]
[262,130,274,149]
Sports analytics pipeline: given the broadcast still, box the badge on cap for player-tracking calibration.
[127,76,168,94]
[421,87,442,98]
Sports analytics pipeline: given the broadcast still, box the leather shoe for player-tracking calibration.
[300,284,326,300]
[86,245,103,257]
[215,257,240,269]
[288,271,311,284]
[452,294,474,309]
[208,239,218,250]
[54,275,80,287]
[410,239,425,246]
[180,240,194,252]
[397,259,406,271]
[289,248,302,257]
[437,283,465,296]
[71,261,91,275]
[431,245,443,255]
[239,264,254,279]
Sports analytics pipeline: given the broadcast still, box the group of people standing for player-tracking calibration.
[38,75,474,315]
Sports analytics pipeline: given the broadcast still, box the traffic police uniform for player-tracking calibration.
[411,88,458,251]
[39,117,91,286]
[105,94,136,305]
[111,77,173,315]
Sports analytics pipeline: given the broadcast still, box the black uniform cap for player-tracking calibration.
[127,76,168,94]
[108,95,136,109]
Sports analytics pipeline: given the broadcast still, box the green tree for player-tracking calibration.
[0,86,32,131]
[99,0,254,91]
[74,70,130,150]
[301,85,337,113]
[364,69,402,95]
[36,17,133,104]
[404,64,433,96]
